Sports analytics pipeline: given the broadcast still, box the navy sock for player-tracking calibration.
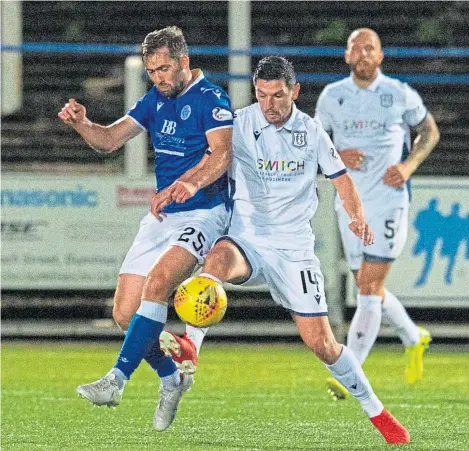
[145,341,178,377]
[114,313,164,379]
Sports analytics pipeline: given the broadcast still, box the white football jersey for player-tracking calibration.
[229,102,346,249]
[315,70,428,209]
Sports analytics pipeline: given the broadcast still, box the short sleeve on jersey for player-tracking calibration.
[314,88,334,133]
[317,128,346,178]
[126,91,154,131]
[201,91,234,134]
[402,84,428,127]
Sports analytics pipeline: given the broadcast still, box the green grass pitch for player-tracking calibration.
[2,341,469,451]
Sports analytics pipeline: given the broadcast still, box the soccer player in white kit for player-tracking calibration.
[158,56,410,444]
[314,28,440,398]
[58,26,233,430]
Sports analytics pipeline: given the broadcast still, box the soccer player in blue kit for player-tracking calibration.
[58,26,233,430]
[314,28,440,399]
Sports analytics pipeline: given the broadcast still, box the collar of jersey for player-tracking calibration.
[256,102,298,131]
[347,69,384,93]
[176,69,205,97]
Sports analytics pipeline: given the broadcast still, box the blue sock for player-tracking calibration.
[145,341,178,377]
[114,300,167,379]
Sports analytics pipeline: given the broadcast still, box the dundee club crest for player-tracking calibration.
[292,131,307,147]
[380,94,393,108]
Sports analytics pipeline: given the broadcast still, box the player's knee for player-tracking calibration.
[204,241,234,272]
[358,282,384,296]
[357,276,384,295]
[142,274,172,301]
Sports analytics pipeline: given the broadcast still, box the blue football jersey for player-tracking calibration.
[126,69,233,213]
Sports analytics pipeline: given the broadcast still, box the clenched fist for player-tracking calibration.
[58,98,87,127]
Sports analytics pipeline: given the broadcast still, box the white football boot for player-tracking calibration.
[154,373,194,431]
[76,369,125,407]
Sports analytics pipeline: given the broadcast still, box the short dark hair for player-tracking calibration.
[142,26,188,60]
[253,56,296,88]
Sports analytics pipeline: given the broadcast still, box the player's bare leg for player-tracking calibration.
[113,274,146,331]
[202,239,252,283]
[296,314,410,444]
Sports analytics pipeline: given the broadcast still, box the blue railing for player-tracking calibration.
[3,43,469,58]
[2,43,469,84]
[206,72,469,84]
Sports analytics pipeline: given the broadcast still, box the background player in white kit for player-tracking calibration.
[157,56,410,444]
[58,26,233,430]
[314,28,440,398]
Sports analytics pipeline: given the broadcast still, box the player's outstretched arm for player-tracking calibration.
[58,98,142,153]
[332,172,374,246]
[169,128,233,204]
[384,113,440,188]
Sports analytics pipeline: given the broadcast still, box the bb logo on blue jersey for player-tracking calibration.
[161,120,177,135]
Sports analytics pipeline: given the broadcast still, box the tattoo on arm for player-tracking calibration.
[408,113,440,171]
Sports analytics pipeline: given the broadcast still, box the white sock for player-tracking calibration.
[382,289,420,346]
[137,300,167,323]
[160,370,181,390]
[186,325,208,355]
[347,295,382,364]
[326,346,384,418]
[190,273,220,354]
[199,272,223,285]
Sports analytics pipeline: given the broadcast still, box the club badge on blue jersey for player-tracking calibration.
[180,105,191,120]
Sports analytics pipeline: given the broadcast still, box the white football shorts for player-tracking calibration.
[120,204,228,276]
[217,234,328,316]
[337,202,409,271]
